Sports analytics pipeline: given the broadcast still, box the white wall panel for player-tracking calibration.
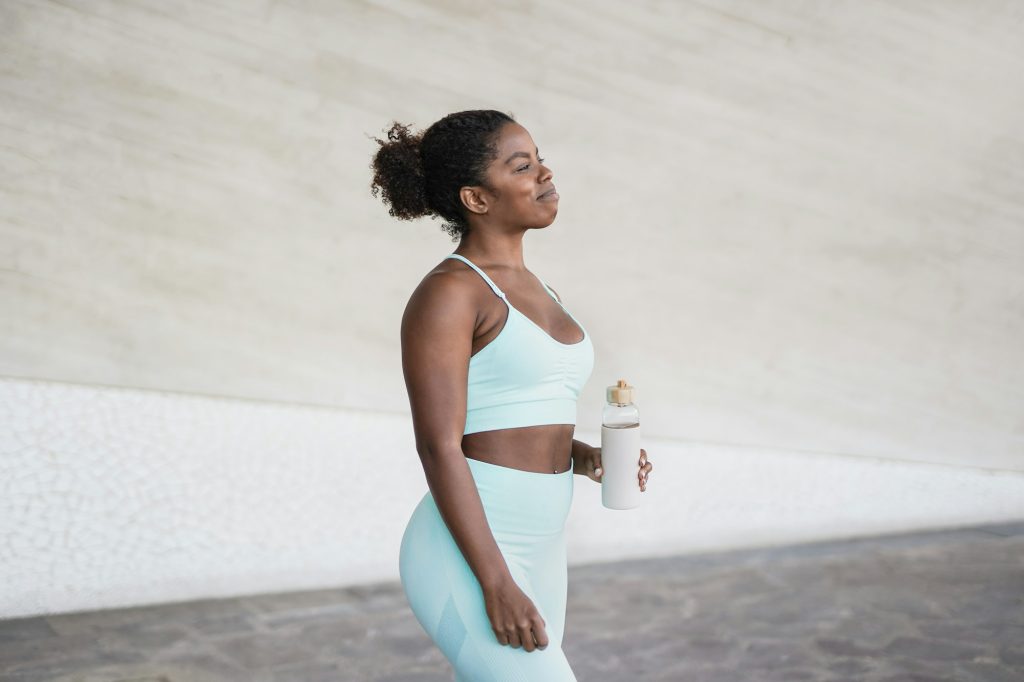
[3,378,1021,619]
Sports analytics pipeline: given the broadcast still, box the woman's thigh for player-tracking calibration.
[399,492,577,681]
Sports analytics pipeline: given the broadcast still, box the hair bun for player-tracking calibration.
[370,121,430,220]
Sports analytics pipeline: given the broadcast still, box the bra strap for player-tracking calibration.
[539,280,561,305]
[445,254,507,299]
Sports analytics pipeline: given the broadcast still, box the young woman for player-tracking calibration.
[370,109,653,680]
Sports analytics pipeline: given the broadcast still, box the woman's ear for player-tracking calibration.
[459,186,488,215]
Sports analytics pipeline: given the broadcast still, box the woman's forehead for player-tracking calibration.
[493,124,538,162]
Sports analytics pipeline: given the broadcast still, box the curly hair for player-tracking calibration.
[369,109,516,241]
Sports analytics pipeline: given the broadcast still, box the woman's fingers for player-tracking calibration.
[487,583,550,653]
[592,448,655,489]
[516,618,532,651]
[508,621,546,652]
[520,616,548,652]
[638,450,652,491]
[518,621,536,652]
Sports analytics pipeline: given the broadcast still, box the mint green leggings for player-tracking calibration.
[399,456,578,681]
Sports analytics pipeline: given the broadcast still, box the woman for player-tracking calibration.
[370,109,653,680]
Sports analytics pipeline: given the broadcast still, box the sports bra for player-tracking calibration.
[445,253,595,435]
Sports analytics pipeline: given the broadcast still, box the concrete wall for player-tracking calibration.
[2,1,1022,617]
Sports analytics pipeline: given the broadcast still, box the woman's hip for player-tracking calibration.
[398,486,571,647]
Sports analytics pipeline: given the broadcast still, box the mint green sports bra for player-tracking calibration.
[445,253,595,435]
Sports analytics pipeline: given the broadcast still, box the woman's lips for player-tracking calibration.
[538,188,559,201]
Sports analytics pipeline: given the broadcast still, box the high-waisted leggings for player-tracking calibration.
[399,456,577,681]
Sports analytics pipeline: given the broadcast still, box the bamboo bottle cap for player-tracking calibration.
[606,379,636,404]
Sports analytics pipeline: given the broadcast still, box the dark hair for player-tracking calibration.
[369,109,516,241]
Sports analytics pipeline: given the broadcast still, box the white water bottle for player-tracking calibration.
[600,379,641,510]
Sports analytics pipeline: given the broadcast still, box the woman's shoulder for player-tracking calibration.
[401,259,481,346]
[406,257,479,310]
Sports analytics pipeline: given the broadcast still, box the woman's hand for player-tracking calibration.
[481,575,549,652]
[579,446,653,491]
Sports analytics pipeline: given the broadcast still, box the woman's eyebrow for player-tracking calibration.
[503,147,540,164]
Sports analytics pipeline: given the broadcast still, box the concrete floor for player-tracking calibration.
[1,521,1022,682]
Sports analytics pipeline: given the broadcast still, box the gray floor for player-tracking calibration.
[1,522,1022,682]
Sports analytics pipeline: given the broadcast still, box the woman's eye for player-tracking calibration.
[518,158,546,172]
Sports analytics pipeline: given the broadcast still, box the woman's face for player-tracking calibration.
[463,122,558,229]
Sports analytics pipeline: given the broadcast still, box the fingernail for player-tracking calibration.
[595,468,602,475]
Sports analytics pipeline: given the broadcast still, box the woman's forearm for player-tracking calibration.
[571,438,598,475]
[419,448,513,591]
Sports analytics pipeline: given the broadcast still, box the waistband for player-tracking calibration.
[465,455,574,480]
[465,456,573,537]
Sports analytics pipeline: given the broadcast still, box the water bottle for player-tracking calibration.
[600,379,641,510]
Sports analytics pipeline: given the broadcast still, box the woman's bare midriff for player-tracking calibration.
[463,424,575,474]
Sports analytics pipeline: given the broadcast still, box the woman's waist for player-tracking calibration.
[462,425,575,474]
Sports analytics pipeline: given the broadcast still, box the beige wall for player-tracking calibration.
[2,1,1022,616]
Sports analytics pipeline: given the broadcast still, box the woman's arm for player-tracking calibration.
[571,438,600,476]
[401,269,513,591]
